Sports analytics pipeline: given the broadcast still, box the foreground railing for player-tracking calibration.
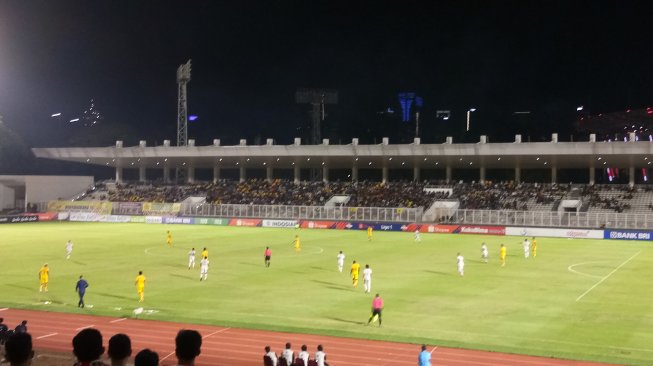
[448,209,653,229]
[181,203,423,223]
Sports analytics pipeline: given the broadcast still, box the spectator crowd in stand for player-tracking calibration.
[452,182,568,210]
[264,342,329,366]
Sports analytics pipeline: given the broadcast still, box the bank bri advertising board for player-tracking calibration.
[604,229,653,241]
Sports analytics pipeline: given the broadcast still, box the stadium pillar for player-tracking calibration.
[413,167,420,182]
[239,165,246,183]
[322,165,329,183]
[551,165,557,184]
[115,166,123,183]
[266,165,273,182]
[479,166,486,183]
[515,166,521,183]
[589,166,595,185]
[629,166,635,187]
[213,167,220,183]
[139,166,146,182]
[445,166,452,183]
[163,166,170,183]
[352,165,358,182]
[187,166,195,183]
[382,165,389,184]
[294,165,300,184]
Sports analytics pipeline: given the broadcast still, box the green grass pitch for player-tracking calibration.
[1,222,652,364]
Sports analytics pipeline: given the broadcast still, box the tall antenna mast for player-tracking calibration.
[177,60,192,147]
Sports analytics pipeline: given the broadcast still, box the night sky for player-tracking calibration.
[1,1,653,148]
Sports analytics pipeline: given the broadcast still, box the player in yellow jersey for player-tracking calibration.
[38,263,49,292]
[367,226,373,241]
[135,271,146,302]
[350,260,361,287]
[201,247,208,259]
[166,231,173,247]
[292,235,301,253]
[531,237,537,257]
[499,244,507,267]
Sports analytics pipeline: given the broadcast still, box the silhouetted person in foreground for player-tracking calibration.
[175,329,202,365]
[72,328,108,366]
[4,332,34,366]
[108,333,132,366]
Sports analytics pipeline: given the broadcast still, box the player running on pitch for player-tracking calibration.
[481,242,488,263]
[351,260,361,287]
[363,264,373,293]
[292,235,301,253]
[188,248,196,269]
[337,251,345,272]
[166,230,173,247]
[65,240,74,259]
[456,253,465,276]
[414,230,421,242]
[200,256,209,281]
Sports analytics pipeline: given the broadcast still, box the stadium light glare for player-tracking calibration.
[51,112,62,117]
[576,106,584,111]
[69,118,80,122]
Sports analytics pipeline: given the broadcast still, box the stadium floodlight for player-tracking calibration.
[469,108,477,112]
[69,118,80,123]
[51,112,62,117]
[577,106,584,111]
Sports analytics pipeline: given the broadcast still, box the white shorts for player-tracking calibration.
[201,267,208,274]
[457,265,464,272]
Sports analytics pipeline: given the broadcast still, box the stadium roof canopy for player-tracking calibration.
[32,135,653,171]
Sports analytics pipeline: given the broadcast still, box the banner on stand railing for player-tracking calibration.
[604,230,653,241]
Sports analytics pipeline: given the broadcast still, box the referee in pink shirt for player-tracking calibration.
[264,246,272,267]
[367,293,384,326]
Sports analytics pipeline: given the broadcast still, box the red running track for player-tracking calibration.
[0,308,615,366]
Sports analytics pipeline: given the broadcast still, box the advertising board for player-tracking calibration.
[604,230,653,241]
[457,225,506,235]
[506,227,603,239]
[228,218,262,227]
[262,220,298,228]
[0,215,39,224]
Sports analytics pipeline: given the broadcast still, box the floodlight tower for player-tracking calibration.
[176,60,192,147]
[295,88,338,145]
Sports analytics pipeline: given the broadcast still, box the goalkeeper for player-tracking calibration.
[367,293,384,326]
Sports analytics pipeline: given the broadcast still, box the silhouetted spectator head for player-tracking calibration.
[317,344,323,352]
[265,346,271,353]
[285,342,291,349]
[4,332,34,366]
[108,333,132,364]
[301,345,307,351]
[421,344,427,351]
[14,320,27,334]
[72,328,105,362]
[134,349,159,366]
[175,329,202,363]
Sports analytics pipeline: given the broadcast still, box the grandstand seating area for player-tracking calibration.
[78,180,653,215]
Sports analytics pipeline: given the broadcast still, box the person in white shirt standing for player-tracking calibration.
[337,251,345,273]
[414,230,421,242]
[363,264,373,293]
[523,239,530,259]
[315,344,329,366]
[481,243,488,263]
[281,342,294,366]
[199,256,209,281]
[188,248,196,269]
[66,240,74,259]
[264,345,278,366]
[456,253,465,276]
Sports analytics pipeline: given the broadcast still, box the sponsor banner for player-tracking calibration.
[70,212,100,222]
[420,224,460,233]
[604,230,653,241]
[0,215,39,224]
[301,221,337,229]
[142,202,181,215]
[163,217,194,225]
[47,201,113,215]
[57,212,69,221]
[145,216,163,224]
[24,212,57,221]
[229,218,262,227]
[99,215,131,223]
[506,227,603,239]
[262,219,298,228]
[336,222,355,230]
[130,216,146,223]
[402,223,421,232]
[193,217,229,225]
[457,225,506,235]
[113,202,143,215]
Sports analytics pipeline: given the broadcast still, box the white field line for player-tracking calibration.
[109,318,127,323]
[36,332,58,339]
[576,251,641,302]
[429,346,438,354]
[567,262,604,279]
[74,324,95,331]
[159,351,176,362]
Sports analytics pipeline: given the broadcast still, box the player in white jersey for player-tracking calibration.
[456,253,465,276]
[65,240,73,259]
[188,248,196,269]
[337,251,345,272]
[481,243,488,263]
[199,256,209,281]
[523,239,530,259]
[414,229,421,242]
[363,264,373,293]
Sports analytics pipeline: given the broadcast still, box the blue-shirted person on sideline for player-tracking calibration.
[75,275,89,308]
[418,344,431,366]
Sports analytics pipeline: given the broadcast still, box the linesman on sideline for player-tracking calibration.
[367,293,384,326]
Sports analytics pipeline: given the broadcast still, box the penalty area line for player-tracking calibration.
[576,251,640,302]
